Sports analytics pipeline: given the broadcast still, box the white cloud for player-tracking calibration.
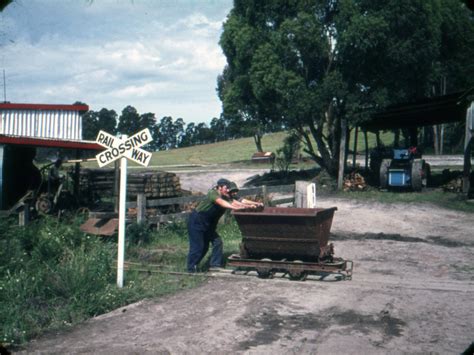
[0,0,233,124]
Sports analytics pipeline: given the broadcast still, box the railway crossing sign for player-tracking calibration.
[96,128,153,167]
[95,129,153,288]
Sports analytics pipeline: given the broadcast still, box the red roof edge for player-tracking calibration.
[0,135,102,150]
[0,103,89,112]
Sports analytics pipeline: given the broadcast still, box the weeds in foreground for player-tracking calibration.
[0,216,228,347]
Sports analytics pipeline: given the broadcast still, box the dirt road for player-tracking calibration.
[18,182,474,354]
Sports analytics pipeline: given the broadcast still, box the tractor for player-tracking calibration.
[379,147,430,191]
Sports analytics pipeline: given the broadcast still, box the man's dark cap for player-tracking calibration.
[216,178,231,188]
[229,181,239,192]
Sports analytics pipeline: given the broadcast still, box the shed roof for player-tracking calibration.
[0,134,101,150]
[0,103,89,111]
[361,88,474,131]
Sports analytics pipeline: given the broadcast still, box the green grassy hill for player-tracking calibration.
[83,130,393,169]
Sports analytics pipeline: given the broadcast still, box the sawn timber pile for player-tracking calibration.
[79,168,182,199]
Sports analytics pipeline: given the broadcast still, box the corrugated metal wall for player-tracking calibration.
[0,109,82,140]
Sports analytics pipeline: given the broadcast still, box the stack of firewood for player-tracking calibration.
[343,172,367,191]
[79,169,115,197]
[127,171,181,197]
[79,168,182,199]
[442,177,463,192]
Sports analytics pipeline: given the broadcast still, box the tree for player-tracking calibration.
[82,110,100,140]
[97,108,118,135]
[152,116,185,150]
[117,105,156,137]
[180,122,196,147]
[0,1,13,12]
[117,105,141,135]
[219,0,474,175]
[210,116,227,142]
[195,123,215,144]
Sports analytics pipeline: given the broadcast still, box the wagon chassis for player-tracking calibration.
[227,254,353,281]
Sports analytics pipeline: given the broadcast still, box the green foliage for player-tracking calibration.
[126,222,153,246]
[219,0,474,176]
[0,216,201,347]
[117,105,156,137]
[275,132,301,174]
[82,108,118,140]
[0,216,116,345]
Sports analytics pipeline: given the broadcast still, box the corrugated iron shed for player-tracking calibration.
[0,103,88,141]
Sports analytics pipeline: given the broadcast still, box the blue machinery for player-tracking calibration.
[379,148,430,191]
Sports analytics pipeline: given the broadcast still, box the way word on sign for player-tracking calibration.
[95,128,153,167]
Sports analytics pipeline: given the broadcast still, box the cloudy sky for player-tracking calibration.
[0,0,233,124]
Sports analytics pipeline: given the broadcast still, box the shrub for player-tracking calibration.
[126,222,153,246]
[0,215,204,348]
[275,132,301,175]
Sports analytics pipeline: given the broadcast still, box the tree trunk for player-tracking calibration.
[364,129,369,170]
[433,125,440,155]
[254,133,263,152]
[352,126,358,169]
[337,119,347,190]
[394,129,400,147]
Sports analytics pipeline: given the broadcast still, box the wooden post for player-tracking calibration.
[137,193,146,224]
[73,150,81,199]
[114,160,120,213]
[295,181,307,208]
[352,126,358,169]
[463,102,473,195]
[262,185,269,206]
[19,203,29,227]
[364,129,369,170]
[337,119,347,190]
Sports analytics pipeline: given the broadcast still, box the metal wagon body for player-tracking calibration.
[228,206,352,280]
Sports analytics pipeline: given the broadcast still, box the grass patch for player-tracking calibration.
[1,215,229,348]
[80,130,393,169]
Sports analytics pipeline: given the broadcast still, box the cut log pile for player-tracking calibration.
[441,169,463,193]
[79,168,182,199]
[442,177,463,192]
[343,172,367,191]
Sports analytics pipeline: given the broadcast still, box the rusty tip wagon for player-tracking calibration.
[228,206,353,281]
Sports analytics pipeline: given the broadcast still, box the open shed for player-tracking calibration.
[0,103,101,210]
[358,88,474,194]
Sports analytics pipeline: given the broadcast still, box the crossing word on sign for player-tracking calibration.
[96,128,153,167]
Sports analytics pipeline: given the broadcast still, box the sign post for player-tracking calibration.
[117,137,127,288]
[95,128,152,287]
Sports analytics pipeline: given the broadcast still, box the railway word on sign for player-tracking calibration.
[95,128,153,167]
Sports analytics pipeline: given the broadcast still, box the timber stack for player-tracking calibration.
[79,168,182,200]
[343,172,367,191]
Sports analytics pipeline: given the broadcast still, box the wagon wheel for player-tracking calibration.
[256,269,274,278]
[239,243,249,259]
[256,258,274,279]
[288,271,307,281]
[35,195,53,215]
[288,260,307,281]
[76,207,90,216]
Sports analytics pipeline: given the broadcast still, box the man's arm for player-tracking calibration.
[215,197,246,210]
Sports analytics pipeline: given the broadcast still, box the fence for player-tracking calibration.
[88,183,299,226]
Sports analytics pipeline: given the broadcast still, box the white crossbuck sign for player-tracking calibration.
[95,129,153,167]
